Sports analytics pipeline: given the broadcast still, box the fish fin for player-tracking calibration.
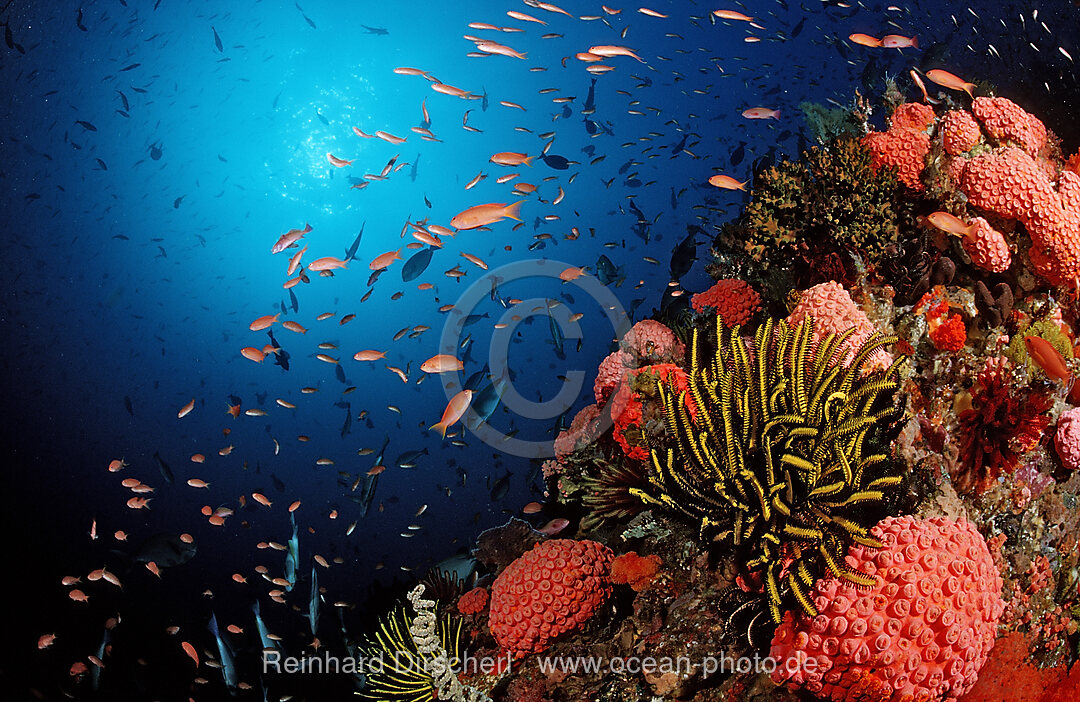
[504,200,526,222]
[910,35,918,49]
[430,421,448,438]
[523,155,534,167]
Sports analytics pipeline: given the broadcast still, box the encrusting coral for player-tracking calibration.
[770,516,1004,702]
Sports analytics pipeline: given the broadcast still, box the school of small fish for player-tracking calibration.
[8,0,1079,697]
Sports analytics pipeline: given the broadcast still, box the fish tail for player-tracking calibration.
[504,200,526,222]
[430,421,448,438]
[910,35,918,49]
[523,156,534,167]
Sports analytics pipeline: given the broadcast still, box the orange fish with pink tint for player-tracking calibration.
[369,249,403,270]
[1025,336,1071,382]
[925,69,977,97]
[708,174,748,190]
[848,33,883,48]
[271,223,311,254]
[431,389,473,438]
[420,354,464,374]
[451,201,524,230]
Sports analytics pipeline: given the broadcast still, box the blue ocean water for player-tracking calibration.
[2,0,1077,699]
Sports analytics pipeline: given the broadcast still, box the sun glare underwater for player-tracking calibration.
[3,0,1080,700]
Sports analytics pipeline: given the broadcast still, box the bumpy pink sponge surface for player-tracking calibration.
[1055,406,1080,472]
[770,515,1004,702]
[489,539,614,658]
[619,319,685,364]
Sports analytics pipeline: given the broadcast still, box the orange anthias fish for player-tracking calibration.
[420,354,464,374]
[848,33,883,48]
[490,152,533,166]
[249,313,279,331]
[177,398,196,419]
[326,153,353,167]
[307,256,348,272]
[369,249,403,270]
[708,174,748,190]
[240,347,266,363]
[713,9,754,22]
[286,245,308,276]
[475,40,527,59]
[451,201,524,230]
[560,266,587,282]
[181,641,199,666]
[926,212,977,238]
[271,223,312,254]
[431,389,473,438]
[925,69,977,97]
[353,349,387,362]
[1025,336,1071,382]
[588,45,645,62]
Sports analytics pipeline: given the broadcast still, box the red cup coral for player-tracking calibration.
[488,539,614,658]
[928,313,966,352]
[610,363,693,461]
[610,551,662,592]
[862,102,934,191]
[594,349,633,405]
[457,586,489,615]
[770,515,1004,702]
[971,96,1047,156]
[691,278,762,327]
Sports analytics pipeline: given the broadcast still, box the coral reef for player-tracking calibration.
[408,585,491,702]
[729,136,905,274]
[786,280,894,371]
[610,551,663,592]
[363,91,1080,702]
[620,319,686,366]
[862,102,934,191]
[458,587,489,616]
[955,356,1053,495]
[488,539,614,658]
[691,278,763,327]
[357,585,474,702]
[1055,407,1080,472]
[769,516,1003,702]
[631,315,907,622]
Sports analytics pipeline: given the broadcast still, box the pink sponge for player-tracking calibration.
[1054,407,1080,472]
[594,349,633,405]
[786,281,893,372]
[619,319,685,365]
[770,515,1004,702]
